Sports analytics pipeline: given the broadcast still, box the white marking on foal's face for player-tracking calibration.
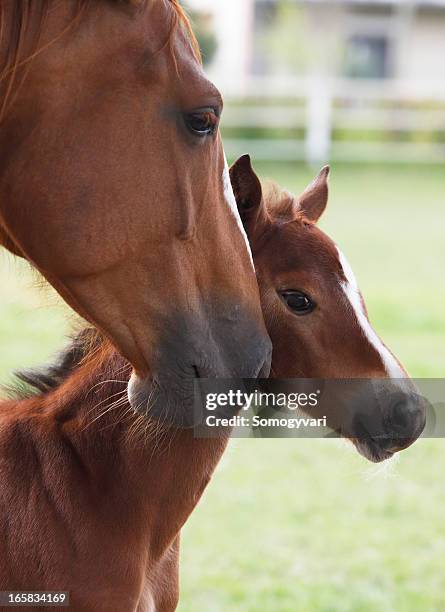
[222,156,254,269]
[337,248,406,379]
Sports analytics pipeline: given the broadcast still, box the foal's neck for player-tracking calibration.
[2,337,228,559]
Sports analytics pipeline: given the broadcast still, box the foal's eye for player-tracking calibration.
[184,108,219,137]
[279,290,315,315]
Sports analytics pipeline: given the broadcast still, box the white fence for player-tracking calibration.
[220,77,445,164]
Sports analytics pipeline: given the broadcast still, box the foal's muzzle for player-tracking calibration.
[350,383,426,463]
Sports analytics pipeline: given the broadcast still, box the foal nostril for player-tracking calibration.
[391,400,411,432]
[385,395,426,450]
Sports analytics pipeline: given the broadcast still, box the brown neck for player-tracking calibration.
[1,342,229,562]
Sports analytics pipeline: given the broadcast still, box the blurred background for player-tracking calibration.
[1,1,445,610]
[188,0,445,165]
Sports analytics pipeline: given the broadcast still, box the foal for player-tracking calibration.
[0,334,227,611]
[0,162,424,610]
[230,155,425,462]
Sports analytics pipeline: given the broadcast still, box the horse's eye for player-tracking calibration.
[185,108,218,137]
[279,290,315,315]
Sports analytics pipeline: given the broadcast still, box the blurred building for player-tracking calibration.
[187,0,445,164]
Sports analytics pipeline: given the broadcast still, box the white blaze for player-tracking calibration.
[337,248,405,379]
[222,156,254,269]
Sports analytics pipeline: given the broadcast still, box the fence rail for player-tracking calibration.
[220,77,445,164]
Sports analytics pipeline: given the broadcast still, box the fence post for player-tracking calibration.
[305,74,332,166]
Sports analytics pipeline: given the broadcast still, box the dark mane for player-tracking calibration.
[9,328,105,399]
[0,0,200,121]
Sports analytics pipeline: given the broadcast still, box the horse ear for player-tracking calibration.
[297,166,330,223]
[229,155,263,221]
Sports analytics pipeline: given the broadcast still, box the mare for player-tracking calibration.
[230,155,425,462]
[0,158,424,610]
[0,0,271,424]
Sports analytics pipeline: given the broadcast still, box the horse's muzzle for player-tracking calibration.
[127,308,272,428]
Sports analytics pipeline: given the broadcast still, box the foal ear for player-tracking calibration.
[297,166,330,223]
[229,155,263,221]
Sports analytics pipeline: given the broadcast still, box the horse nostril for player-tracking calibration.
[255,342,272,378]
[257,350,272,378]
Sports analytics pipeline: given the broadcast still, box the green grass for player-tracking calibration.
[0,163,444,611]
[0,255,70,381]
[179,438,445,612]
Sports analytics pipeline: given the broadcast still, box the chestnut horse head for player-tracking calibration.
[230,155,425,462]
[0,2,271,424]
